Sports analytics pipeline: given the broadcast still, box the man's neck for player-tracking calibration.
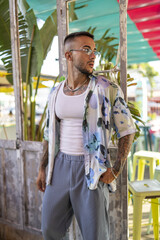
[67,71,89,89]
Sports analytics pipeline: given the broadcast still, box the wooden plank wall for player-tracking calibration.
[0,140,43,238]
[0,141,21,227]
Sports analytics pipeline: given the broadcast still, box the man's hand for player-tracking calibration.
[36,168,46,192]
[100,168,116,184]
[36,140,48,192]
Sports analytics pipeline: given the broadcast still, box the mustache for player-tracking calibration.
[87,61,95,64]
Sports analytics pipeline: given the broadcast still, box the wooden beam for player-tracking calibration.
[0,140,16,149]
[9,0,23,141]
[9,0,24,229]
[119,0,127,101]
[119,2,128,240]
[56,0,68,77]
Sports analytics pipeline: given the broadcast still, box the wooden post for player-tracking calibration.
[56,0,68,77]
[119,1,128,240]
[120,0,127,101]
[9,0,24,229]
[9,0,23,142]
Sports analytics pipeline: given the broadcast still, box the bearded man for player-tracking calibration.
[36,31,136,240]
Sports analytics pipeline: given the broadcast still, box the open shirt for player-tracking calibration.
[44,75,136,190]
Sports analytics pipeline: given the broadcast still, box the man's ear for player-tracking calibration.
[65,51,72,61]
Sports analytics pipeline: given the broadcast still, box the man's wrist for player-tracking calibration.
[111,167,118,179]
[112,164,121,177]
[39,164,47,171]
[113,160,122,174]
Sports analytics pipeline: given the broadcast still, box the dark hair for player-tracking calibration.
[64,31,94,45]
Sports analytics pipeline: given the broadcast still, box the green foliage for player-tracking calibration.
[0,0,30,83]
[0,0,57,141]
[35,76,59,141]
[128,63,159,97]
[96,61,144,143]
[69,2,88,22]
[88,27,118,62]
[0,0,89,141]
[0,0,57,85]
[91,26,145,144]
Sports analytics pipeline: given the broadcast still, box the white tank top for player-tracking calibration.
[55,81,86,155]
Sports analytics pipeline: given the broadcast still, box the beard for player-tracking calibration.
[74,62,93,76]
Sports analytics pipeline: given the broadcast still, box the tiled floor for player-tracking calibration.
[128,201,155,239]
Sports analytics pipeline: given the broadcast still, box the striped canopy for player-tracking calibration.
[26,0,160,64]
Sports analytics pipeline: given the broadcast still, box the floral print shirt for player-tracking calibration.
[44,75,136,190]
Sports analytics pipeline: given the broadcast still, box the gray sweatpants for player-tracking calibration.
[42,151,110,240]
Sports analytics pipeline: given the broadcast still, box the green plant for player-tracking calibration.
[35,75,64,141]
[88,27,118,63]
[95,61,144,143]
[0,0,88,141]
[128,63,159,97]
[0,0,57,140]
[69,2,88,22]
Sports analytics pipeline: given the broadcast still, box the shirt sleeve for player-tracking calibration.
[43,103,49,141]
[43,86,56,141]
[112,85,136,139]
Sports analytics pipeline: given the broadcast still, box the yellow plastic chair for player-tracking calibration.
[131,150,160,181]
[129,179,160,240]
[147,165,160,234]
[155,165,160,182]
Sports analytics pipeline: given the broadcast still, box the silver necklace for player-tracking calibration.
[66,79,88,92]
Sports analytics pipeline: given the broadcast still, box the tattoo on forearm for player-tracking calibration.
[40,140,48,169]
[113,133,135,174]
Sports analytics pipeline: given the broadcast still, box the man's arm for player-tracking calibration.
[112,133,135,177]
[36,140,48,192]
[100,133,135,183]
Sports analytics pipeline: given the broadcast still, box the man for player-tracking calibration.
[36,31,136,240]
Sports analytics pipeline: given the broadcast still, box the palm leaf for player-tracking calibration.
[69,3,78,22]
[69,2,88,22]
[40,10,57,60]
[0,0,58,85]
[88,27,118,63]
[0,0,30,84]
[0,0,58,141]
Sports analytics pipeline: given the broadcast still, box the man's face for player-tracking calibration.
[68,36,96,75]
